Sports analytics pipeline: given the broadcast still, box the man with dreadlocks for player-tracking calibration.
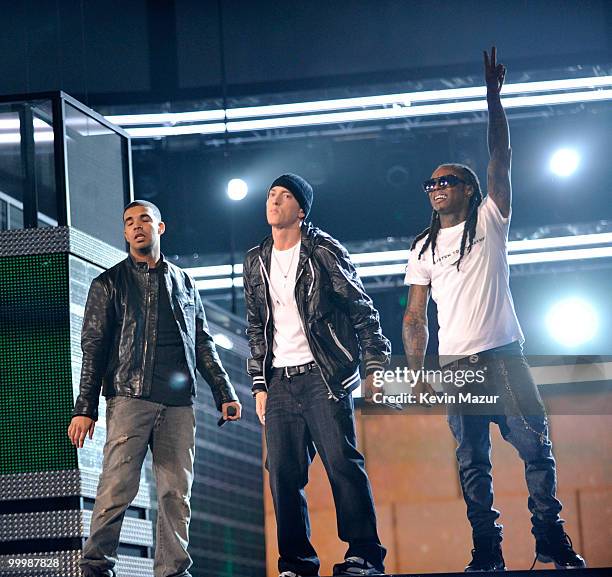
[402,47,586,572]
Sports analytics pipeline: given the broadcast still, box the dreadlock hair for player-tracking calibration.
[410,163,483,271]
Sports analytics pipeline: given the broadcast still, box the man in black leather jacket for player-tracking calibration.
[68,200,240,577]
[243,174,390,577]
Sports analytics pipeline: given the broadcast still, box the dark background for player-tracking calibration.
[2,0,610,104]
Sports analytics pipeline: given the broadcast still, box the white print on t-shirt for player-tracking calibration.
[431,235,484,265]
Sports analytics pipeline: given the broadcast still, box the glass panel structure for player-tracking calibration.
[0,91,132,248]
[0,100,57,229]
[65,103,126,248]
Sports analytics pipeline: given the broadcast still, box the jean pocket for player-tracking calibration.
[267,373,281,390]
[447,413,462,443]
[106,395,131,418]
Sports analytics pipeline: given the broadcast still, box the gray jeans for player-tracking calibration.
[80,397,195,577]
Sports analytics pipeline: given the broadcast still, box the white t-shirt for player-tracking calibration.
[269,241,314,367]
[404,195,524,364]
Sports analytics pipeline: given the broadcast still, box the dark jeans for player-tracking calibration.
[265,366,385,576]
[446,342,564,542]
[80,397,195,577]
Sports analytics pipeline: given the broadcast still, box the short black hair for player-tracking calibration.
[123,200,162,222]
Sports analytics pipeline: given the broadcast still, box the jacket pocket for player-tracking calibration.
[177,295,196,321]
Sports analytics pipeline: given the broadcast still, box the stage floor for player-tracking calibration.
[346,569,611,577]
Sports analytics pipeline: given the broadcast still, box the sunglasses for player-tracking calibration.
[422,174,466,194]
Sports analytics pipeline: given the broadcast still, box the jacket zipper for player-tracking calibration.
[258,257,270,391]
[142,272,151,392]
[328,323,353,361]
[294,259,338,401]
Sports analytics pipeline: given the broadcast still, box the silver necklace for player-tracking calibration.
[272,243,299,290]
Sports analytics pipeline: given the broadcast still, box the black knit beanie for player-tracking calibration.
[269,173,314,218]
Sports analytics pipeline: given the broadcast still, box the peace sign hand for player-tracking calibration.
[484,46,506,94]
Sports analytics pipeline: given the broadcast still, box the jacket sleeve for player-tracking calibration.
[194,288,239,411]
[243,252,267,395]
[317,241,391,375]
[73,276,113,420]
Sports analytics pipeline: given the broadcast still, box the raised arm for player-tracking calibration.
[485,46,512,218]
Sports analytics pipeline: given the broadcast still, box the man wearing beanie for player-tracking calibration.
[243,173,391,577]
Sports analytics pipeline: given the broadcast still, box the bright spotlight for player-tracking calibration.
[227,178,248,201]
[546,297,598,348]
[549,148,580,177]
[213,333,234,350]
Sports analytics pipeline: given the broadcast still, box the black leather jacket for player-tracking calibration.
[73,255,237,420]
[243,223,391,400]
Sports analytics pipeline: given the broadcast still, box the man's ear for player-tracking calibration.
[298,208,305,219]
[465,185,474,198]
[158,221,166,236]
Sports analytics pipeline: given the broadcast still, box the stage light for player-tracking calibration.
[106,109,226,126]
[186,242,612,290]
[185,265,233,278]
[0,131,54,144]
[213,333,234,350]
[225,90,612,133]
[356,264,408,278]
[507,246,612,265]
[195,278,233,290]
[194,276,243,291]
[550,148,580,177]
[546,297,599,348]
[508,232,612,252]
[227,178,248,201]
[223,75,612,119]
[110,75,612,124]
[126,123,226,138]
[111,76,612,138]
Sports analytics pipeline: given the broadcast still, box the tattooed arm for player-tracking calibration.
[402,284,430,372]
[485,46,512,218]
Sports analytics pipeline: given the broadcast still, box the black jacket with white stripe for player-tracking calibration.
[243,222,391,400]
